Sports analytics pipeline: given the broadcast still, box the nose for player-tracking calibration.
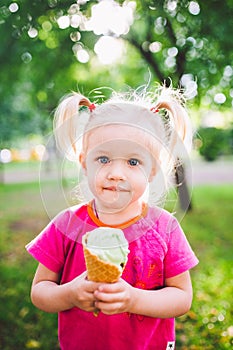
[106,159,126,181]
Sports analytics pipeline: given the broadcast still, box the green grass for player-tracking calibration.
[0,182,232,349]
[0,182,61,350]
[176,186,233,349]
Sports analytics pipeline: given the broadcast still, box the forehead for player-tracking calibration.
[85,124,154,153]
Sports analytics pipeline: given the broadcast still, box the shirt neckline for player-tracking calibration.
[87,201,148,229]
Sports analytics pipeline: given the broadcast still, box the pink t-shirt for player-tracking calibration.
[26,204,198,350]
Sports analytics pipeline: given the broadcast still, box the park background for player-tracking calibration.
[0,1,232,349]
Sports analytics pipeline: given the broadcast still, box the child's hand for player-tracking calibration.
[93,278,134,315]
[69,272,101,313]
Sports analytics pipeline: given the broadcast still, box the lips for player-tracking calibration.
[103,185,129,192]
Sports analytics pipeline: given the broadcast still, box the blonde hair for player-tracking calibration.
[54,85,193,204]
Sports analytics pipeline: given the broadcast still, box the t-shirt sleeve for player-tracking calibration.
[25,211,69,273]
[164,217,199,279]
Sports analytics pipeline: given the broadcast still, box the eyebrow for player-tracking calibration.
[91,149,110,156]
[89,145,150,160]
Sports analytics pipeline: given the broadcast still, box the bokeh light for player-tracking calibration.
[94,36,125,64]
[0,149,12,163]
[9,2,19,13]
[86,0,134,36]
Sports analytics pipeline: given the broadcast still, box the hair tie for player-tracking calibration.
[150,107,159,113]
[88,103,96,112]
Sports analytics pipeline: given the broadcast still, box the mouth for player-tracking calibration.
[103,186,129,192]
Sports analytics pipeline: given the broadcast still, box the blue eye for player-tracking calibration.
[97,156,110,164]
[128,158,139,166]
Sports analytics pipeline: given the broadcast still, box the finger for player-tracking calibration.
[83,279,102,293]
[95,300,122,315]
[94,290,124,303]
[97,281,122,294]
[82,303,99,313]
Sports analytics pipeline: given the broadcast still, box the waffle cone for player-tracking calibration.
[83,245,122,283]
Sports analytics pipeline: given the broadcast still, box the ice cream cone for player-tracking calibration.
[82,228,129,317]
[83,237,124,283]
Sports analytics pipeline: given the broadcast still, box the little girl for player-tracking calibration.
[26,85,198,350]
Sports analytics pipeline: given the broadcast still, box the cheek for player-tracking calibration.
[86,163,105,185]
[138,165,152,182]
[132,169,149,191]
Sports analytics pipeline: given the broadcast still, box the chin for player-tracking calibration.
[99,198,131,213]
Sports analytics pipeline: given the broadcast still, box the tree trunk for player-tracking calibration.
[175,162,192,212]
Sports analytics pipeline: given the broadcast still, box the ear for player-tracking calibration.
[79,152,87,175]
[148,165,156,183]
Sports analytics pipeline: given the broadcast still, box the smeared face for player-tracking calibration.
[80,124,157,214]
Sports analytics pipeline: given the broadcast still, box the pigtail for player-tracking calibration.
[147,87,193,203]
[154,87,193,158]
[53,92,92,159]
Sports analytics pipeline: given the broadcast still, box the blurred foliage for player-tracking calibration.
[197,127,233,161]
[0,0,233,146]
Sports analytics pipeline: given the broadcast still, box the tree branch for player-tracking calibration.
[165,16,187,83]
[126,35,165,83]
